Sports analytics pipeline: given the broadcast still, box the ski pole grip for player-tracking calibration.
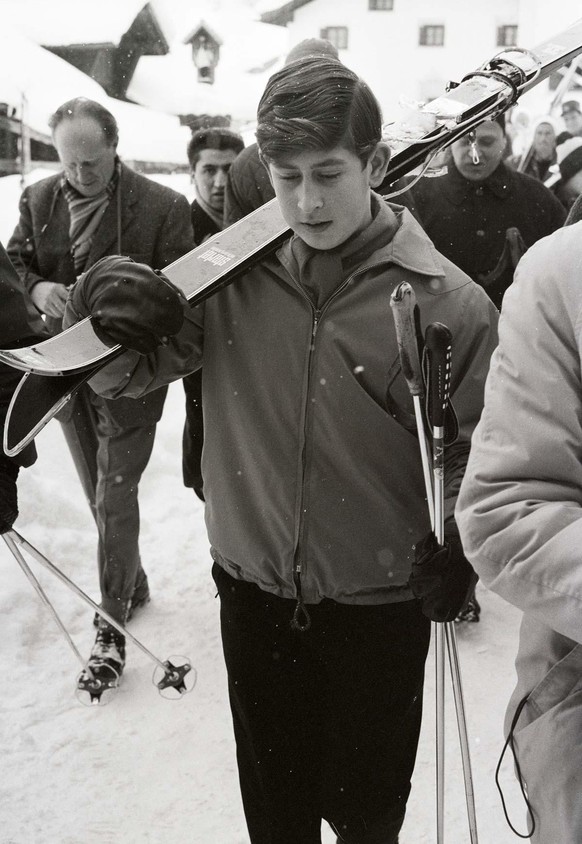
[424,322,452,428]
[390,281,424,397]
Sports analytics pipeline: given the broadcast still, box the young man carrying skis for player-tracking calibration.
[63,58,498,843]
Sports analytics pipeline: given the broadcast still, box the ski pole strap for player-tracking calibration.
[494,694,536,838]
[389,281,424,397]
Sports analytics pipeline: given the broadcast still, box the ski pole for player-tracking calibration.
[389,281,434,526]
[3,531,93,678]
[390,283,445,840]
[424,322,450,844]
[5,529,195,697]
[391,286,479,843]
[424,323,479,844]
[444,621,479,842]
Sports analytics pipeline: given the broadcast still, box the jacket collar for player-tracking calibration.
[277,191,445,284]
[442,160,512,204]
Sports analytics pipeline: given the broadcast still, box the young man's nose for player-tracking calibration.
[214,169,228,189]
[297,181,323,214]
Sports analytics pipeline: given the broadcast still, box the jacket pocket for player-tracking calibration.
[521,642,582,725]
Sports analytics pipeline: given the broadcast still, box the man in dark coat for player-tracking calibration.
[408,117,566,311]
[7,97,194,681]
[182,126,243,500]
[188,126,244,241]
[407,115,565,623]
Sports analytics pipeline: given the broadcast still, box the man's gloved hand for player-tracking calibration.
[410,530,478,622]
[65,255,187,355]
[0,459,19,534]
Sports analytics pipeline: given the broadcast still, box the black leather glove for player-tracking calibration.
[0,459,19,534]
[410,530,478,622]
[66,255,186,355]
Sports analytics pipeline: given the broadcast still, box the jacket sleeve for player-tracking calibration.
[86,304,205,400]
[152,193,194,269]
[6,187,47,295]
[456,223,582,643]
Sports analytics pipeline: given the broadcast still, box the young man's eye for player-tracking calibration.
[318,172,341,181]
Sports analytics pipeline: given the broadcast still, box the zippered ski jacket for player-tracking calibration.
[88,199,498,605]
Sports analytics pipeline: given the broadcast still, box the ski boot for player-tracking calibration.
[77,619,127,705]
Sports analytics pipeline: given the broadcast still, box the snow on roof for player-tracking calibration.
[0,0,148,46]
[259,0,314,26]
[127,3,289,123]
[2,0,288,126]
[127,26,288,123]
[0,22,191,165]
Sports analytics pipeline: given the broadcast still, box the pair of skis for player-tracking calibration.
[2,18,582,454]
[3,529,195,705]
[391,282,477,843]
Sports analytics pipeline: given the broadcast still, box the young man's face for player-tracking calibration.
[266,144,389,250]
[192,148,238,213]
[451,121,506,182]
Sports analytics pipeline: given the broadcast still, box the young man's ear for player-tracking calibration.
[368,141,391,188]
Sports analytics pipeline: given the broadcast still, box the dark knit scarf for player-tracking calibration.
[61,162,120,274]
[289,192,397,308]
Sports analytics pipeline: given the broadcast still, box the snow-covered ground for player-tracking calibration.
[0,380,527,844]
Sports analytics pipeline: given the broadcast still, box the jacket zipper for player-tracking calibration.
[290,265,380,631]
[291,306,321,631]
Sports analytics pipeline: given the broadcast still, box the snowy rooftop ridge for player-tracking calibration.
[0,20,191,165]
[1,0,289,126]
[0,0,149,46]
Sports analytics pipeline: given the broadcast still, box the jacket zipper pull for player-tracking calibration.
[312,310,321,343]
[290,564,311,632]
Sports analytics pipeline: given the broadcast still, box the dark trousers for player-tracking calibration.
[61,387,156,619]
[212,563,431,844]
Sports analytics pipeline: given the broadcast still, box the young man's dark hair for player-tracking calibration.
[187,127,244,170]
[256,57,382,166]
